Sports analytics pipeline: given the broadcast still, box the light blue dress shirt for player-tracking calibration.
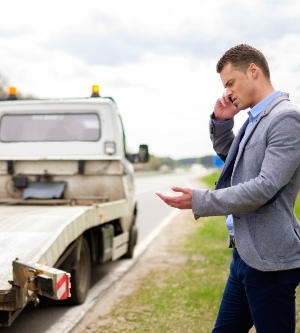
[221,91,281,236]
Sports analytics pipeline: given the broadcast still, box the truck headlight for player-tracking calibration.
[104,141,116,155]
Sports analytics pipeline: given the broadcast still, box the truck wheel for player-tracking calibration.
[70,237,91,305]
[123,224,138,259]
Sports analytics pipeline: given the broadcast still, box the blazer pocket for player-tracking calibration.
[254,211,294,261]
[294,227,300,241]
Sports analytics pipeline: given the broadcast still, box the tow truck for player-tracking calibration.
[0,85,149,326]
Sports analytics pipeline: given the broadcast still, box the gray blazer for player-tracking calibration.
[192,93,300,271]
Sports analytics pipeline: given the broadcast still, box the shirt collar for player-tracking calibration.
[247,91,281,122]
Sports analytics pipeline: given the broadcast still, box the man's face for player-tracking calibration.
[220,62,256,110]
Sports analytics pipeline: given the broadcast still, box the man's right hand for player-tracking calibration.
[214,93,241,121]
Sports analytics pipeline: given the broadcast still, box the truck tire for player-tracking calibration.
[70,237,91,305]
[123,224,138,259]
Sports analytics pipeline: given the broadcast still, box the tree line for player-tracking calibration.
[137,155,216,171]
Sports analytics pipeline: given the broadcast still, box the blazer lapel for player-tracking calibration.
[224,118,249,168]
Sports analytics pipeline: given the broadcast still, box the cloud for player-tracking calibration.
[222,3,300,43]
[0,31,14,38]
[47,31,225,67]
[56,32,147,66]
[43,0,300,69]
[107,78,143,88]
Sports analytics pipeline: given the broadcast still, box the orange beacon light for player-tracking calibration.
[7,86,18,100]
[91,85,100,98]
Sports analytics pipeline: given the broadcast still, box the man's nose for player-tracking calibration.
[225,88,232,97]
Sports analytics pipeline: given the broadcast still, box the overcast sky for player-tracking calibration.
[1,0,300,159]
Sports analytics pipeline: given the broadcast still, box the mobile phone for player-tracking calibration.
[229,97,237,108]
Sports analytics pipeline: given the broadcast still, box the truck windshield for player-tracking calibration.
[0,113,100,142]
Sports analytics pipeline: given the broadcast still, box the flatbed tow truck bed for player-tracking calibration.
[0,200,127,291]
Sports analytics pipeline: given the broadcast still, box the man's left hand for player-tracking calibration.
[155,186,193,209]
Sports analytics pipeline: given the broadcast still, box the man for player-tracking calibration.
[156,44,300,332]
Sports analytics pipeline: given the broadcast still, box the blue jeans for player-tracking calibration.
[212,249,300,333]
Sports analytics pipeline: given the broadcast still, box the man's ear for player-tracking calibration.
[248,63,259,79]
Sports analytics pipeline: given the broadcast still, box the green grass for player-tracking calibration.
[295,194,300,217]
[87,171,300,333]
[201,170,221,189]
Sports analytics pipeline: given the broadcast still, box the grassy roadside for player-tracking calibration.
[85,170,300,333]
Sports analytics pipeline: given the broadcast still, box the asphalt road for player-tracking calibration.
[1,170,202,333]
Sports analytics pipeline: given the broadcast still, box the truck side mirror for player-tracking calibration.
[126,145,149,164]
[138,144,149,163]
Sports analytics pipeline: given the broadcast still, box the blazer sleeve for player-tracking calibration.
[193,109,300,219]
[209,113,235,162]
